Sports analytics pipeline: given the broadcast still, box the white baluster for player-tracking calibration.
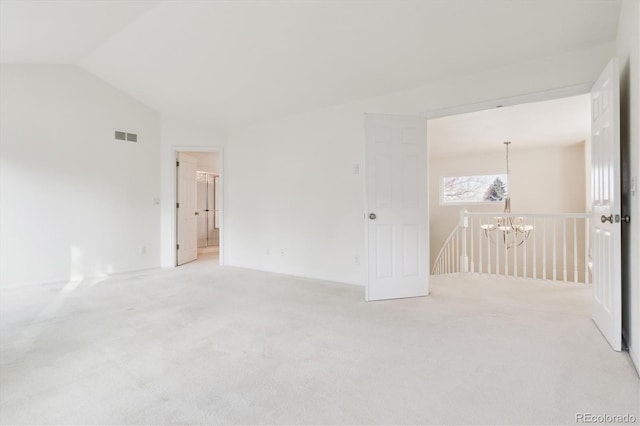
[552,218,557,281]
[504,226,508,277]
[453,232,460,272]
[451,232,460,272]
[488,219,492,275]
[470,217,474,273]
[452,236,455,272]
[460,210,468,273]
[479,218,483,274]
[495,219,499,276]
[514,222,518,278]
[449,236,452,273]
[533,217,537,280]
[444,242,447,273]
[573,218,578,283]
[447,240,450,273]
[523,217,528,279]
[542,218,547,280]
[563,218,567,282]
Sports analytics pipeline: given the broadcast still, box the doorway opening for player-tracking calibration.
[197,171,220,254]
[424,62,623,354]
[426,93,592,282]
[175,150,222,267]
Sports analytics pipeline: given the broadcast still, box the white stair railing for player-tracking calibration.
[432,210,591,284]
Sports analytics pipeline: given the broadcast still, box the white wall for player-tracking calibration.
[617,0,640,373]
[428,144,586,266]
[160,116,226,267]
[225,43,614,286]
[0,65,161,286]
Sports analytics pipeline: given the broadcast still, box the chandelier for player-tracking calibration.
[480,141,534,248]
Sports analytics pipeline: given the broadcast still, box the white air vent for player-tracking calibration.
[114,130,139,143]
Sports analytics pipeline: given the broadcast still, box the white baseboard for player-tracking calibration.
[0,265,161,292]
[223,261,364,288]
[629,345,640,378]
[623,328,640,377]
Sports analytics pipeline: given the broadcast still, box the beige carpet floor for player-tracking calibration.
[1,254,638,425]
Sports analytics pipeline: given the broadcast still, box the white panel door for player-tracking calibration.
[591,58,622,351]
[365,113,429,301]
[177,152,198,265]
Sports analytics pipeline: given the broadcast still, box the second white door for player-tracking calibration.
[177,152,198,265]
[365,113,429,301]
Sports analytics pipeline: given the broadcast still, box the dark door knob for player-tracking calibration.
[601,214,613,223]
[369,213,377,220]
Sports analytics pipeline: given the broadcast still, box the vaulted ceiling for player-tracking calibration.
[0,0,621,128]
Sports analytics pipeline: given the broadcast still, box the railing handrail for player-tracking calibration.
[465,212,590,219]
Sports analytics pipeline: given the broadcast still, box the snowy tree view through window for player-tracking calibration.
[442,174,508,203]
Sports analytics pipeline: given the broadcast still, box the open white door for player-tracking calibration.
[591,58,622,351]
[177,152,198,265]
[365,114,429,301]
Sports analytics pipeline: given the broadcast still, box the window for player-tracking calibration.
[441,174,508,204]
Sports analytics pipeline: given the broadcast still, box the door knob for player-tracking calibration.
[195,212,199,216]
[369,213,377,220]
[601,214,613,223]
[621,215,631,223]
